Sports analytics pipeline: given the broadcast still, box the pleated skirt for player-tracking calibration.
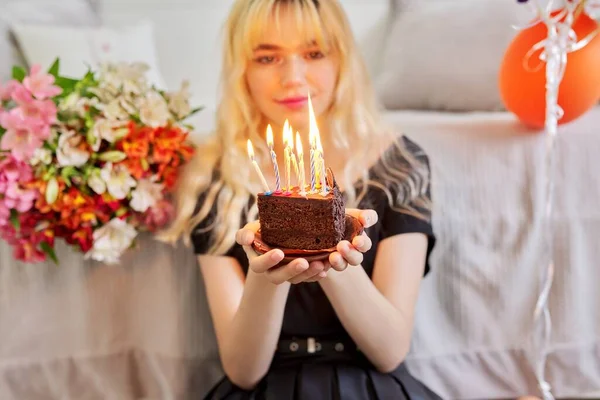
[203,360,442,400]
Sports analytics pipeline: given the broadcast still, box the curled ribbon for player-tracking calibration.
[516,1,599,399]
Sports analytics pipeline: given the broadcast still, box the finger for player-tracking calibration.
[248,249,285,273]
[345,208,378,228]
[352,233,372,253]
[337,240,363,266]
[304,269,328,282]
[307,260,332,281]
[265,258,309,284]
[329,251,348,272]
[288,261,324,284]
[235,222,259,246]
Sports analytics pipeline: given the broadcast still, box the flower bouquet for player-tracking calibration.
[0,60,198,264]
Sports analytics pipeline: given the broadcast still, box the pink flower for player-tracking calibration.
[4,182,37,211]
[13,238,46,263]
[142,199,173,231]
[0,156,33,185]
[0,80,19,101]
[23,65,62,100]
[0,112,45,161]
[0,203,9,227]
[0,157,37,214]
[11,84,57,130]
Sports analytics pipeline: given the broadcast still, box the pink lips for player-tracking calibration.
[277,96,308,110]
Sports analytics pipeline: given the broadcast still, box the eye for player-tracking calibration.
[255,55,277,64]
[307,51,325,60]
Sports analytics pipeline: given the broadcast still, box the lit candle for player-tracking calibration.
[266,124,281,192]
[315,130,323,189]
[308,94,318,193]
[317,139,327,196]
[290,130,300,187]
[296,132,306,196]
[283,120,291,193]
[309,131,316,193]
[247,139,270,193]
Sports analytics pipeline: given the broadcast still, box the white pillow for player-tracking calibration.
[375,0,532,112]
[0,0,100,81]
[10,19,166,90]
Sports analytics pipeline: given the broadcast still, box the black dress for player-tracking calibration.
[192,137,442,400]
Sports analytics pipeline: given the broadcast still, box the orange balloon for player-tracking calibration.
[499,10,600,128]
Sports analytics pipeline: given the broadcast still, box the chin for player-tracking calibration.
[283,115,308,131]
[268,112,307,132]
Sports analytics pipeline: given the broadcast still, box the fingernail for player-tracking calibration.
[271,251,282,261]
[319,271,327,278]
[296,262,308,272]
[354,238,363,248]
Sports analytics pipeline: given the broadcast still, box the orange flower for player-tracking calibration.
[34,179,66,214]
[120,127,151,159]
[179,144,195,162]
[56,187,101,230]
[152,126,188,164]
[160,165,178,190]
[70,226,93,252]
[118,158,146,180]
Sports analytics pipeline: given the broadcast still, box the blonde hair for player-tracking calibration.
[158,0,431,255]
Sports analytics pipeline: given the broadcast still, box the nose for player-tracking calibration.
[280,56,306,88]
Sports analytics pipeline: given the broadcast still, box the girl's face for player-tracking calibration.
[245,8,339,134]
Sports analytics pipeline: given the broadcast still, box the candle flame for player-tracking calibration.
[283,119,290,146]
[288,126,294,150]
[317,133,323,153]
[296,132,303,157]
[247,139,255,160]
[266,124,274,147]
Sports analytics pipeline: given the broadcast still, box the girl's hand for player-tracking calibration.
[325,208,377,272]
[236,221,329,285]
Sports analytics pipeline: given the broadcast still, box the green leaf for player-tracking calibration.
[188,106,204,117]
[61,167,77,187]
[12,66,26,82]
[0,126,6,139]
[48,58,60,78]
[55,77,79,93]
[40,242,59,265]
[43,141,57,152]
[9,209,20,230]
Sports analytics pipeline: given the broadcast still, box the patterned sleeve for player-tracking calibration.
[379,136,436,276]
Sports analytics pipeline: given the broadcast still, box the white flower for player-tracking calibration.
[100,162,137,200]
[88,169,106,195]
[167,81,191,119]
[130,177,163,212]
[91,119,128,149]
[103,99,129,121]
[56,129,90,167]
[30,148,52,166]
[100,62,149,95]
[59,93,81,113]
[88,85,119,103]
[138,91,170,127]
[85,218,138,265]
[119,96,138,115]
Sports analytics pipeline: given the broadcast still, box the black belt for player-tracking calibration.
[277,337,360,355]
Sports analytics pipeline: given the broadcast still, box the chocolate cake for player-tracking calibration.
[257,169,345,250]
